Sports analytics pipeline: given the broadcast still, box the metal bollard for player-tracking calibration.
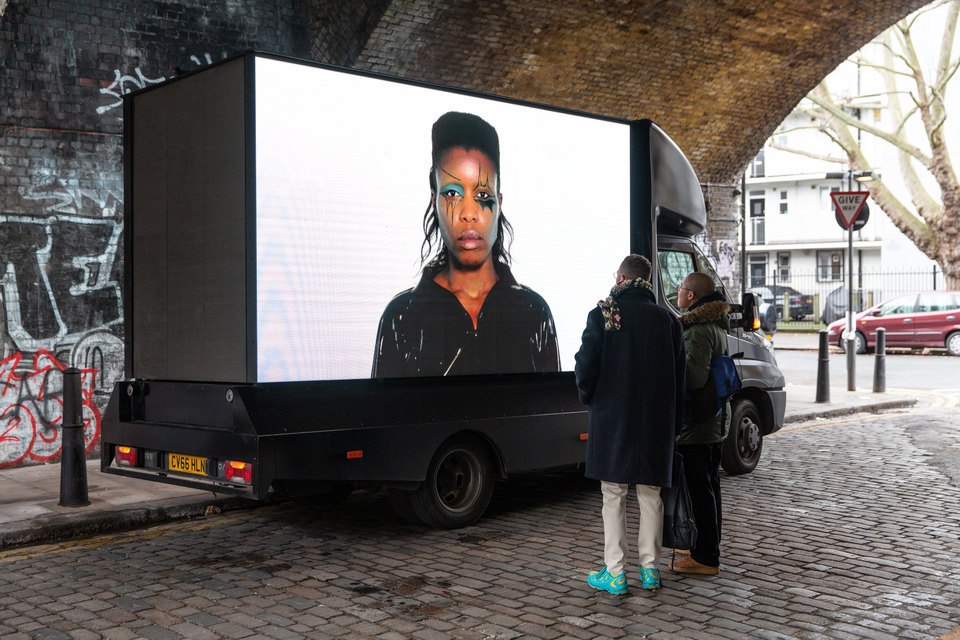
[873,327,886,393]
[846,335,856,392]
[816,330,830,403]
[59,367,90,507]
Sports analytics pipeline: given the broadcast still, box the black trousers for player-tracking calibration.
[677,442,722,567]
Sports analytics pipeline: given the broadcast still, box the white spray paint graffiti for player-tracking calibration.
[1,52,226,466]
[96,53,226,115]
[0,176,123,466]
[95,68,166,115]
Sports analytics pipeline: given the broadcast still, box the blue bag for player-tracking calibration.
[709,352,742,417]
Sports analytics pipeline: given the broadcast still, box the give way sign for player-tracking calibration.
[830,191,870,230]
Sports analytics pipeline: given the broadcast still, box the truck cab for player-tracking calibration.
[644,122,786,473]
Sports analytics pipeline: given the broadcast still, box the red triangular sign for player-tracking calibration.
[831,191,869,229]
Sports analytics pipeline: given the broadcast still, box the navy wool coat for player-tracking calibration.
[574,287,686,486]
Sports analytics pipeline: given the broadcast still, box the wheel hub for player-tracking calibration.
[744,421,761,453]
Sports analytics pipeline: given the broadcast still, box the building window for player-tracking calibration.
[750,149,765,178]
[821,186,840,212]
[750,198,765,244]
[779,202,788,214]
[777,253,790,281]
[749,254,768,288]
[817,250,844,282]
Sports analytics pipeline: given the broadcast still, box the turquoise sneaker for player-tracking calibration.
[640,566,661,590]
[588,567,629,595]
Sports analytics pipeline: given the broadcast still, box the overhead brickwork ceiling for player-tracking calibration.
[313,0,931,183]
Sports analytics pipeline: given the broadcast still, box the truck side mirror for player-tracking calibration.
[739,292,762,332]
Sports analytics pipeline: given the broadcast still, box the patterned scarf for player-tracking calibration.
[597,277,653,331]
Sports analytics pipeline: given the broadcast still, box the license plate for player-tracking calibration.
[168,453,212,476]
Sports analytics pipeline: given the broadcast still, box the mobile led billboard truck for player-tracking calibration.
[103,53,784,527]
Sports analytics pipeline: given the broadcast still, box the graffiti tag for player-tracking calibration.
[0,350,101,468]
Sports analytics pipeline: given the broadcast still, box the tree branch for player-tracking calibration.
[806,91,932,165]
[767,141,845,164]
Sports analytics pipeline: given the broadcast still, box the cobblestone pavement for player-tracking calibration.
[1,402,959,639]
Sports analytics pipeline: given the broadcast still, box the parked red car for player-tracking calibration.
[826,291,960,355]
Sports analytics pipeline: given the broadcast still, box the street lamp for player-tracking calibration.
[825,169,877,391]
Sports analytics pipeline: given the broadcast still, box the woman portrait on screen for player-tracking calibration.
[372,111,560,378]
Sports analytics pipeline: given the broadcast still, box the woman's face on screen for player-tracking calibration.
[432,146,501,270]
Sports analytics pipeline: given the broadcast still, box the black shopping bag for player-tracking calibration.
[661,451,698,550]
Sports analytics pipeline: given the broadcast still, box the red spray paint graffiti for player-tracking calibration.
[0,350,101,468]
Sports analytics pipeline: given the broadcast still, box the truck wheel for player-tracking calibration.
[721,399,763,475]
[408,435,495,529]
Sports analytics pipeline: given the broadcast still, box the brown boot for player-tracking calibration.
[669,554,719,575]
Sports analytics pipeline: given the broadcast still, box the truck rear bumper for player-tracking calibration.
[101,460,258,497]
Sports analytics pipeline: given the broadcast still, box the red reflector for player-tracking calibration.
[579,433,589,441]
[116,446,138,467]
[346,450,363,459]
[224,460,253,485]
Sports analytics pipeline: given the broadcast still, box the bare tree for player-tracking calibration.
[771,0,960,288]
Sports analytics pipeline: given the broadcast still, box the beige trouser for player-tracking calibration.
[601,481,663,576]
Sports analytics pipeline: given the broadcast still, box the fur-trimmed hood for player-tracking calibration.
[679,299,730,327]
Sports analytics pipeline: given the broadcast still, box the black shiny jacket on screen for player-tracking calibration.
[371,264,560,378]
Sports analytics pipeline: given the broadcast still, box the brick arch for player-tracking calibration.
[326,0,930,183]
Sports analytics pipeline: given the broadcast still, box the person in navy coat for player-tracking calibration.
[575,254,686,593]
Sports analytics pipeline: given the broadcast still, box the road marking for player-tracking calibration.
[887,388,960,408]
[0,504,292,565]
[781,412,893,433]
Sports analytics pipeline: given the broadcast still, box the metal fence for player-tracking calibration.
[747,265,945,328]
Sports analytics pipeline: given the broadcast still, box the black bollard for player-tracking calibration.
[59,367,90,507]
[873,327,886,393]
[816,330,830,403]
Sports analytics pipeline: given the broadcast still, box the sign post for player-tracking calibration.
[831,191,869,391]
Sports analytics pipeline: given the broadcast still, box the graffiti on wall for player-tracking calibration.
[694,231,739,294]
[1,52,226,466]
[0,350,101,467]
[96,54,224,115]
[1,176,124,465]
[95,68,166,115]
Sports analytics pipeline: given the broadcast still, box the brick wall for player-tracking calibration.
[697,184,744,298]
[0,0,927,467]
[0,0,311,468]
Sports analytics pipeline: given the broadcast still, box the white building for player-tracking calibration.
[743,37,942,322]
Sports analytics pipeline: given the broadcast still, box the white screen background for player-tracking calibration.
[255,57,631,382]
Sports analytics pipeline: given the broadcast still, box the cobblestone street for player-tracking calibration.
[1,404,959,639]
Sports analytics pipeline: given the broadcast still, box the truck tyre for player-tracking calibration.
[721,399,763,475]
[408,434,495,529]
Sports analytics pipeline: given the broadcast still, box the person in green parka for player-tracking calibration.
[670,271,731,576]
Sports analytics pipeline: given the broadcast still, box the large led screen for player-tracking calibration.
[255,57,631,382]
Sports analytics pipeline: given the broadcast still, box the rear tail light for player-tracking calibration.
[224,460,253,485]
[116,446,138,467]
